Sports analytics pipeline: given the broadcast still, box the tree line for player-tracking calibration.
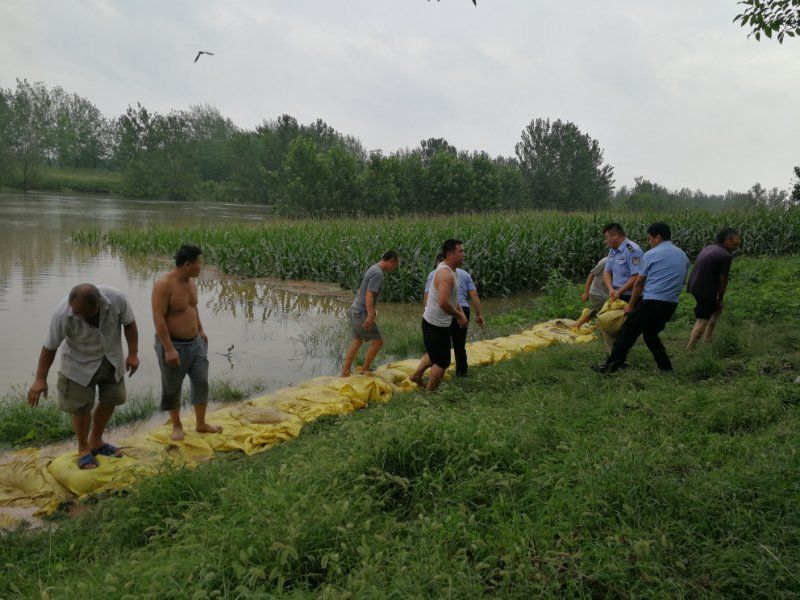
[1,79,798,214]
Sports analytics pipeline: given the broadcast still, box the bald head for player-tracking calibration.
[68,283,102,317]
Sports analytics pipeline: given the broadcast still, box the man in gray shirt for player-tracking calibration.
[341,250,400,377]
[27,284,139,470]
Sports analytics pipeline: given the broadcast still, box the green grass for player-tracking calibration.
[0,379,264,449]
[27,166,125,194]
[73,208,800,301]
[2,255,800,596]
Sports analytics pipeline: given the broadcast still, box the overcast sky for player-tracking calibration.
[1,0,798,193]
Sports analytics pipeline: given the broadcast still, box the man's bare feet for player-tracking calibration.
[340,371,351,378]
[196,423,223,434]
[409,374,425,388]
[171,426,185,441]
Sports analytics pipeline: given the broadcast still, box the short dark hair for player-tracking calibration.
[433,252,445,268]
[603,223,625,236]
[441,239,463,258]
[175,244,203,267]
[716,227,739,245]
[647,222,672,241]
[68,283,101,308]
[381,250,399,262]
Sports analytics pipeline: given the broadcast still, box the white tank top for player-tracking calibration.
[423,263,459,327]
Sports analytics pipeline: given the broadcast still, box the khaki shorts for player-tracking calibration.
[349,310,383,342]
[57,357,126,415]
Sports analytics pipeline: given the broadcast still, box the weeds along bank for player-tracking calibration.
[74,208,800,301]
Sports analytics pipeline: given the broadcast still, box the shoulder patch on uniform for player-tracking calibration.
[625,243,635,252]
[632,256,641,266]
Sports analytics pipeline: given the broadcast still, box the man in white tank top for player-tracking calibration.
[410,239,468,391]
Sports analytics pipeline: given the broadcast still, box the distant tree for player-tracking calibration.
[360,151,401,214]
[791,166,800,203]
[420,137,456,162]
[282,137,364,215]
[181,104,237,182]
[3,80,53,191]
[0,89,11,183]
[115,104,200,200]
[515,118,613,211]
[735,0,800,43]
[425,150,476,212]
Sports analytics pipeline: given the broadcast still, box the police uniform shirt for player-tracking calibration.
[640,241,690,303]
[604,238,644,292]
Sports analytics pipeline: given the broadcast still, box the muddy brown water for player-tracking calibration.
[0,192,539,407]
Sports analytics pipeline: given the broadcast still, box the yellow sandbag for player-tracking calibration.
[47,452,150,497]
[596,299,628,336]
[1,315,598,525]
[0,448,67,510]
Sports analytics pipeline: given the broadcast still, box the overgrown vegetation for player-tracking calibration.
[74,208,800,301]
[2,255,799,597]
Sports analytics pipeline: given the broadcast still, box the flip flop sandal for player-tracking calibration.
[78,453,99,470]
[91,443,122,457]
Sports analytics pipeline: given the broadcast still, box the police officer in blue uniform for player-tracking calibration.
[602,223,644,302]
[594,222,689,373]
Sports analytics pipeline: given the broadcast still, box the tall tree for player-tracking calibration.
[515,118,613,211]
[735,0,800,42]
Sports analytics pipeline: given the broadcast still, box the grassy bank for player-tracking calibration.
[3,166,125,195]
[74,208,800,301]
[2,256,800,596]
[0,380,263,450]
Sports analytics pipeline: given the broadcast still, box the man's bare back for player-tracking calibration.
[153,271,200,339]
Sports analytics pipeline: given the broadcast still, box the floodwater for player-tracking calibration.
[0,192,539,402]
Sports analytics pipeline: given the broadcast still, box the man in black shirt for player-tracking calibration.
[686,227,741,349]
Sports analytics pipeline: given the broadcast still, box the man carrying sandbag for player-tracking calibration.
[593,222,689,374]
[600,223,644,352]
[27,284,139,469]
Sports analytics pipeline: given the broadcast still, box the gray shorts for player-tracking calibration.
[155,336,209,411]
[588,294,606,319]
[349,310,382,341]
[57,357,126,415]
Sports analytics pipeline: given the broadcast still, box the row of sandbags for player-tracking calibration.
[0,320,595,526]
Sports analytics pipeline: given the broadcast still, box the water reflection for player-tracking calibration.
[0,193,540,399]
[0,193,345,397]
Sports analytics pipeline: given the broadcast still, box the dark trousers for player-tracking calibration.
[449,306,470,376]
[606,300,677,371]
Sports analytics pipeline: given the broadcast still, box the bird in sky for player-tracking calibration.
[194,50,214,63]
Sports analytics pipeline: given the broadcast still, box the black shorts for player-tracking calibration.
[693,295,720,320]
[422,318,452,370]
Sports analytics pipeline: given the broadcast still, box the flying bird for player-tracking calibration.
[194,50,214,63]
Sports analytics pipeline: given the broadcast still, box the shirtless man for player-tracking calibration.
[152,244,221,441]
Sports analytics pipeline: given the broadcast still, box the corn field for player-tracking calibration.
[72,209,800,301]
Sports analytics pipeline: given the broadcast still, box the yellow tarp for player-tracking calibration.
[0,319,595,526]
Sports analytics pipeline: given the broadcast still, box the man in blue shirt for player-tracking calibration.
[424,253,485,376]
[594,222,689,374]
[602,223,644,302]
